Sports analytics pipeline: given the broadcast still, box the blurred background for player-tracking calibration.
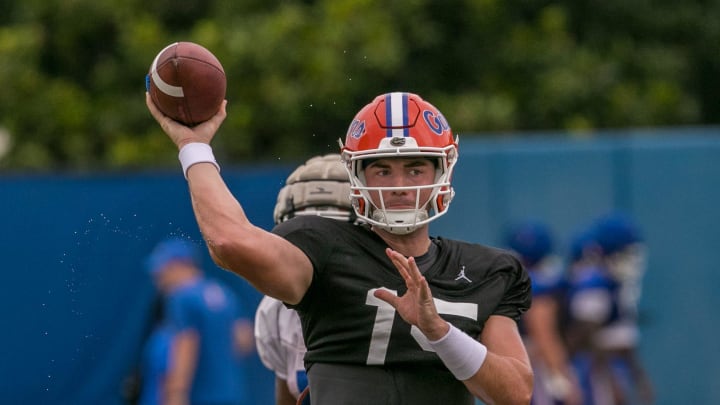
[1,1,718,404]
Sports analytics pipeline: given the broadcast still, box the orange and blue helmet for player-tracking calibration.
[339,92,458,234]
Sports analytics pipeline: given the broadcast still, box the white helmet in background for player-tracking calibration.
[274,153,354,224]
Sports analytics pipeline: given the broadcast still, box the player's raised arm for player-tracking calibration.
[145,93,312,304]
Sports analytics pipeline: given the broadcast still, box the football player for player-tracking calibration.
[565,213,654,405]
[147,91,533,404]
[255,153,354,405]
[506,221,582,405]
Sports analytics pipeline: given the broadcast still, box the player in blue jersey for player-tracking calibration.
[565,213,654,405]
[137,317,173,405]
[143,238,254,405]
[506,221,582,405]
[147,91,533,404]
[255,153,355,405]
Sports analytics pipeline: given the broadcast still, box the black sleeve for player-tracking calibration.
[492,253,532,321]
[271,216,334,275]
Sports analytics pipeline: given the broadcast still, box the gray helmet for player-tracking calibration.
[274,154,354,224]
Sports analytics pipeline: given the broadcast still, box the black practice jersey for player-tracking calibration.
[272,215,531,370]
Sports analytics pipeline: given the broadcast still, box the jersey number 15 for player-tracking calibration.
[365,287,478,365]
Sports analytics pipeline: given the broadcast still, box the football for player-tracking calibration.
[146,42,226,126]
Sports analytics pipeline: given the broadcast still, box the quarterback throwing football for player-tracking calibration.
[146,91,533,404]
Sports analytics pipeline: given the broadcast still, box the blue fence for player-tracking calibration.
[1,127,718,404]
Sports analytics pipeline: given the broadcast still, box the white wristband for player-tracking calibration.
[178,143,220,179]
[428,323,488,380]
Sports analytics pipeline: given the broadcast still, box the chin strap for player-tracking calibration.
[371,209,429,235]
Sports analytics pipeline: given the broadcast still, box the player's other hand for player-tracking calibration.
[145,92,227,149]
[375,248,450,341]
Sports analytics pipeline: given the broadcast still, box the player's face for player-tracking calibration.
[607,243,647,282]
[362,158,436,209]
[153,268,174,293]
[152,261,193,293]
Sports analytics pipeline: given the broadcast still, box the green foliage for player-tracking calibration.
[0,0,717,171]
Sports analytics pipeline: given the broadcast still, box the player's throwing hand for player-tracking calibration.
[145,92,227,149]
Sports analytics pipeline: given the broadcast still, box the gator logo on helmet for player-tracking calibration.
[423,110,450,136]
[347,119,366,139]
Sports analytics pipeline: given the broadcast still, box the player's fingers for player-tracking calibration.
[401,257,433,302]
[146,92,180,134]
[386,248,413,284]
[373,287,399,308]
[145,92,163,121]
[406,256,422,280]
[416,274,434,302]
[195,100,227,137]
[205,100,228,126]
[399,254,423,285]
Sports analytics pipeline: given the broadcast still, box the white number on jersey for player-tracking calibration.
[365,287,479,365]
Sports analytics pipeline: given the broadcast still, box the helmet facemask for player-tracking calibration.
[606,243,647,283]
[342,135,458,235]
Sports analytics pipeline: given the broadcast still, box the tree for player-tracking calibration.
[0,0,717,171]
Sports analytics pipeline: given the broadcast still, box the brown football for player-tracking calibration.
[146,42,226,126]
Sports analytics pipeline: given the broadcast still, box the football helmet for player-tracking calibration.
[339,92,458,234]
[593,212,643,255]
[145,238,200,275]
[274,154,354,224]
[505,221,555,267]
[592,212,647,282]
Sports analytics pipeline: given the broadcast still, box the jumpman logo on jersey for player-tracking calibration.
[455,265,472,283]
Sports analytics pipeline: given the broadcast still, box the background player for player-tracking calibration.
[142,238,254,405]
[506,221,582,405]
[146,91,534,404]
[255,153,355,405]
[565,213,654,405]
